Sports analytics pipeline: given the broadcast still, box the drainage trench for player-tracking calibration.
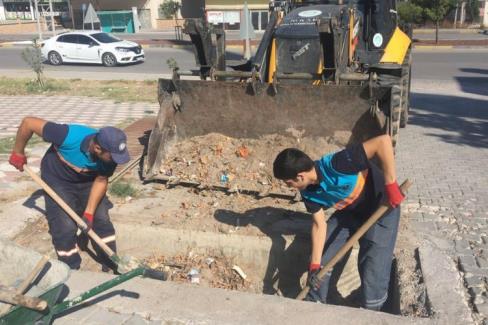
[114,222,428,317]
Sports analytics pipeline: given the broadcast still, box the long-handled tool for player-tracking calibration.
[24,165,164,277]
[0,285,47,311]
[0,256,49,312]
[296,179,412,301]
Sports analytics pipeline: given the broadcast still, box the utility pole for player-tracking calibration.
[48,0,56,36]
[453,2,458,28]
[67,0,75,29]
[460,1,466,27]
[34,0,42,40]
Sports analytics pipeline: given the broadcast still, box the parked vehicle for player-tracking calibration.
[41,31,145,67]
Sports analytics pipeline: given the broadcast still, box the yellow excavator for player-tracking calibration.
[144,0,412,180]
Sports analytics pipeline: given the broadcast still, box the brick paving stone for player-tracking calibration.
[460,255,477,271]
[465,275,485,288]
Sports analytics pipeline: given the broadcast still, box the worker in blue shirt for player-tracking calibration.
[9,117,130,271]
[273,135,404,311]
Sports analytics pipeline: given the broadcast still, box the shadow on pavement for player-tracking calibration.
[459,68,488,75]
[410,92,488,148]
[454,76,488,97]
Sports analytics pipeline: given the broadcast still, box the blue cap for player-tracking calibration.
[97,127,130,164]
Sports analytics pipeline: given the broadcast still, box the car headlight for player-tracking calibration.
[115,47,131,53]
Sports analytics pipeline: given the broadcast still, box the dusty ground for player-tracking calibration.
[10,174,431,317]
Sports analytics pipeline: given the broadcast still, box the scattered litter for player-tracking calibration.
[143,254,251,291]
[188,268,200,284]
[232,265,247,280]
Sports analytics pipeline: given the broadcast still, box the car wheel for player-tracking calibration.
[48,51,62,66]
[102,53,117,67]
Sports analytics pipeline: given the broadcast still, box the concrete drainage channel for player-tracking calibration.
[10,184,473,324]
[112,222,455,318]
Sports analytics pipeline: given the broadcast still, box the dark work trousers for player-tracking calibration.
[306,206,400,311]
[43,180,117,270]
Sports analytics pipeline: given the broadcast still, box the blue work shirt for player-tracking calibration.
[301,144,385,216]
[40,122,116,185]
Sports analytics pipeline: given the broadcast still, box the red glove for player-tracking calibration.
[385,181,405,208]
[82,212,94,232]
[9,151,27,172]
[309,263,321,272]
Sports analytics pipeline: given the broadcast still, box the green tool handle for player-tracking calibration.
[296,179,412,301]
[51,267,145,315]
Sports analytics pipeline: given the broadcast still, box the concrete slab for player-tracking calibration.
[58,270,429,325]
[0,194,44,239]
[419,240,474,324]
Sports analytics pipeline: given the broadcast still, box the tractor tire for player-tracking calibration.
[102,53,117,67]
[400,52,412,128]
[390,84,402,147]
[48,51,62,66]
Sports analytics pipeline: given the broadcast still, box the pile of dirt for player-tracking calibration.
[144,253,252,292]
[158,133,342,193]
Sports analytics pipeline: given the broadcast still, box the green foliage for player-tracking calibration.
[21,39,44,88]
[160,0,181,19]
[166,58,179,71]
[109,181,137,198]
[422,0,453,23]
[397,2,424,24]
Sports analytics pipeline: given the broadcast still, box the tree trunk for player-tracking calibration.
[453,4,458,28]
[435,20,439,44]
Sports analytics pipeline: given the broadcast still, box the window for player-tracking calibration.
[90,33,121,43]
[78,35,95,45]
[58,34,78,43]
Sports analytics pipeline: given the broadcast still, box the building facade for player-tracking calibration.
[204,0,269,31]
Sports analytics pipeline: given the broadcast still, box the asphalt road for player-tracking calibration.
[0,46,487,86]
[0,46,251,80]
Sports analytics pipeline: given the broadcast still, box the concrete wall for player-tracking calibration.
[0,20,43,34]
[156,18,184,29]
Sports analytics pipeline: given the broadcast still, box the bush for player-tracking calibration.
[398,2,424,24]
[21,39,44,88]
[160,0,180,19]
[109,181,137,197]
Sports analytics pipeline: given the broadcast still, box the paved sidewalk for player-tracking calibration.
[0,95,158,196]
[397,80,488,322]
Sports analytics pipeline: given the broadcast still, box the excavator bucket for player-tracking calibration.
[144,78,383,181]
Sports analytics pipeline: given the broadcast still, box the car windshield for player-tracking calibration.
[90,33,121,43]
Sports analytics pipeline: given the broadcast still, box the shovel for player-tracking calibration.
[296,179,412,301]
[24,165,163,277]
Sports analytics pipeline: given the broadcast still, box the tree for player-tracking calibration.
[418,0,454,43]
[21,39,44,88]
[397,1,424,25]
[160,0,181,20]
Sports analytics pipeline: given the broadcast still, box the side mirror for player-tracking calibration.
[89,42,98,47]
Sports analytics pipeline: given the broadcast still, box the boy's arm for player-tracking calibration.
[310,208,327,268]
[362,134,404,207]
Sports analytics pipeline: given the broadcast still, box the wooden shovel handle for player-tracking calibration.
[296,179,412,300]
[18,255,49,294]
[24,166,115,259]
[0,285,47,311]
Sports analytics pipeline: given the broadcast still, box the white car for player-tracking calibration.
[41,31,145,67]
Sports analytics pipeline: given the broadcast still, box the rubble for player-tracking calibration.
[158,133,342,193]
[144,253,251,292]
